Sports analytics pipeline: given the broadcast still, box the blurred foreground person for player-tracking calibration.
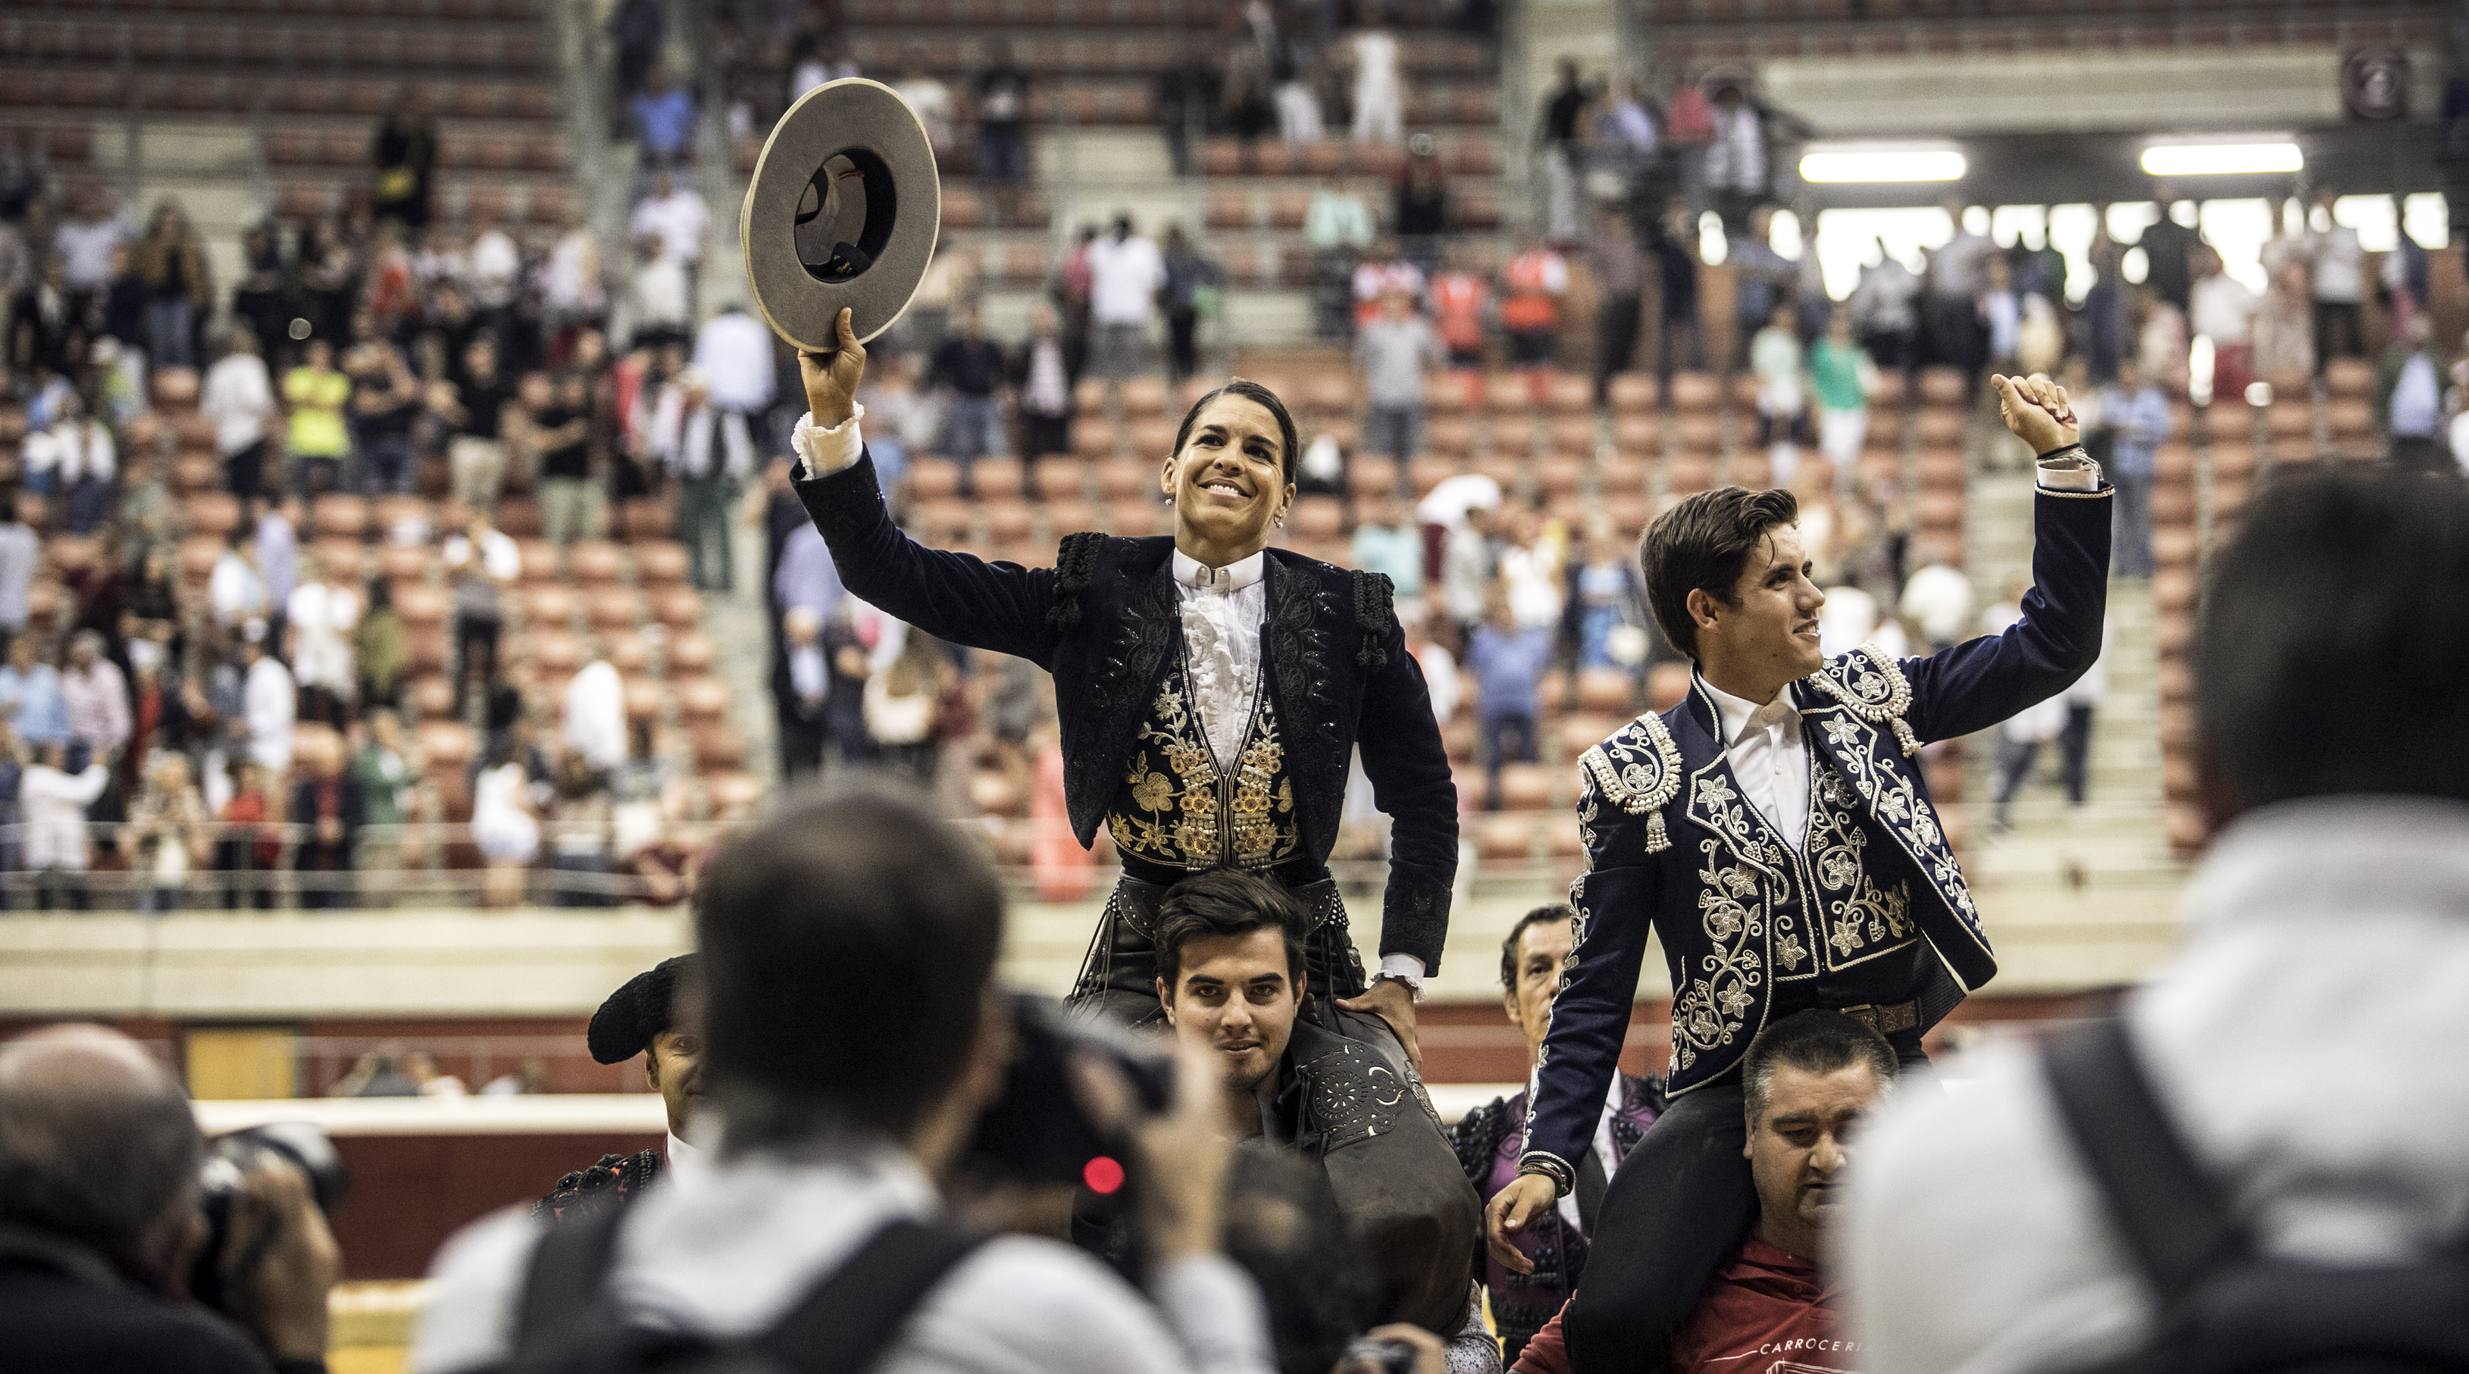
[1151,870,1495,1371]
[412,786,1278,1374]
[1514,1010,1897,1373]
[789,308,1455,1060]
[1490,376,2108,1371]
[531,954,702,1223]
[0,1024,341,1374]
[1842,469,2469,1369]
[1451,905,1664,1360]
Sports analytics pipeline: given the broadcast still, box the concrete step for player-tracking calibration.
[137,121,256,177]
[1038,129,1173,185]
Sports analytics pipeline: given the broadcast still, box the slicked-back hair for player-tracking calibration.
[693,782,1005,1146]
[1499,903,1576,990]
[2195,467,2469,812]
[1172,378,1302,483]
[1640,486,1801,659]
[1740,1010,1899,1125]
[1153,868,1309,992]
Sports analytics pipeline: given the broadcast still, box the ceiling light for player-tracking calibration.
[2140,141,2304,177]
[1798,146,1968,185]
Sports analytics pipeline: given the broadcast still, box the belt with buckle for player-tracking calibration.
[1834,1000,1921,1036]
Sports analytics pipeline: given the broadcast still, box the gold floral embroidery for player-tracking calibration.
[1107,664,1301,871]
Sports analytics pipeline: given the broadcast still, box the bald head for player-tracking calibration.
[0,1024,203,1261]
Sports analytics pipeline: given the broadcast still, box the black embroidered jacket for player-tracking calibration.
[794,453,1458,969]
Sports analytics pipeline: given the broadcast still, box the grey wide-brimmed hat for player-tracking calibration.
[740,77,942,353]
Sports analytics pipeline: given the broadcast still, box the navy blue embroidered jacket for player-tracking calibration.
[794,452,1459,968]
[1521,485,2112,1176]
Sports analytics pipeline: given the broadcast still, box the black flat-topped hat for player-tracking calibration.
[741,77,941,352]
[587,953,698,1065]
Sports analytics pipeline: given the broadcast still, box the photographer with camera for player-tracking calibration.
[0,1023,343,1374]
[411,784,1280,1374]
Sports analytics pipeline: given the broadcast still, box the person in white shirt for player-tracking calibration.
[411,789,1281,1374]
[689,302,777,417]
[561,650,627,774]
[628,169,709,273]
[208,532,270,631]
[20,743,111,909]
[648,368,755,591]
[2187,248,2259,403]
[1086,215,1166,380]
[2307,188,2365,368]
[1897,544,1975,651]
[464,215,522,312]
[285,554,362,722]
[891,65,955,152]
[21,391,116,535]
[1842,469,2469,1373]
[240,626,296,774]
[542,220,607,329]
[1348,24,1403,145]
[200,327,278,499]
[618,233,691,350]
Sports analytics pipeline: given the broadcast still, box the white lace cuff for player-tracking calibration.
[788,404,868,480]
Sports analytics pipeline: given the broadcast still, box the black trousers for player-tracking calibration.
[1565,1035,1928,1373]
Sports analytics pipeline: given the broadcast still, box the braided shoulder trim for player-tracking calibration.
[1047,531,1104,630]
[1578,710,1681,852]
[1807,642,1921,754]
[1350,570,1394,670]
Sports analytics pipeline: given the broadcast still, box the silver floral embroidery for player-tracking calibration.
[1807,769,1916,963]
[1813,710,1984,939]
[1808,643,1923,755]
[1580,709,1683,852]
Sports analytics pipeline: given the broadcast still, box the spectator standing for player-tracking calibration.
[22,389,115,535]
[1536,59,1590,243]
[2080,228,2126,383]
[649,370,755,591]
[256,497,301,632]
[0,636,67,751]
[629,171,710,284]
[926,307,1007,469]
[862,634,945,782]
[134,200,209,369]
[1429,246,1491,370]
[445,335,514,511]
[1587,208,1643,409]
[1700,79,1767,234]
[469,740,538,907]
[1305,174,1377,342]
[1356,290,1441,462]
[21,743,109,909]
[892,62,956,155]
[443,512,519,704]
[126,750,209,912]
[1747,302,1808,486]
[0,498,35,654]
[617,233,692,351]
[207,530,269,631]
[2187,248,2258,404]
[202,327,279,500]
[776,606,830,778]
[1350,493,1423,605]
[606,0,663,111]
[2137,186,2201,316]
[1896,544,1974,653]
[1725,208,1791,371]
[975,45,1033,222]
[356,579,408,710]
[1979,253,2021,373]
[563,645,627,775]
[374,90,440,230]
[1087,215,1166,381]
[2252,219,2316,388]
[240,625,296,775]
[1466,590,1551,811]
[509,371,591,544]
[289,734,363,910]
[1160,225,1220,387]
[283,337,351,495]
[1808,306,1875,488]
[344,335,420,494]
[628,62,697,168]
[1010,303,1077,461]
[59,630,130,766]
[1501,236,1569,374]
[286,553,361,726]
[2307,188,2365,369]
[2376,315,2448,472]
[1923,200,1994,373]
[348,711,414,899]
[1348,239,1425,334]
[1153,38,1216,176]
[1646,200,1704,391]
[1347,19,1404,144]
[53,186,129,299]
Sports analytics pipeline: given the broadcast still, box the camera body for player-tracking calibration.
[189,1122,348,1314]
[961,994,1174,1189]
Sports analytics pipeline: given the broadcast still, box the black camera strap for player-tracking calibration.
[513,1206,986,1374]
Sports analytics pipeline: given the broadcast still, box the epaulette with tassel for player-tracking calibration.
[1578,710,1683,853]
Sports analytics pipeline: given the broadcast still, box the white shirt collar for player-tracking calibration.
[1699,675,1800,745]
[665,1129,708,1187]
[1171,548,1267,593]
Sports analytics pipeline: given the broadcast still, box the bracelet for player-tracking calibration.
[1517,1152,1576,1197]
[2035,442,2089,463]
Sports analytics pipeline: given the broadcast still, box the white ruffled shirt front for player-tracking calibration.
[794,410,1426,991]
